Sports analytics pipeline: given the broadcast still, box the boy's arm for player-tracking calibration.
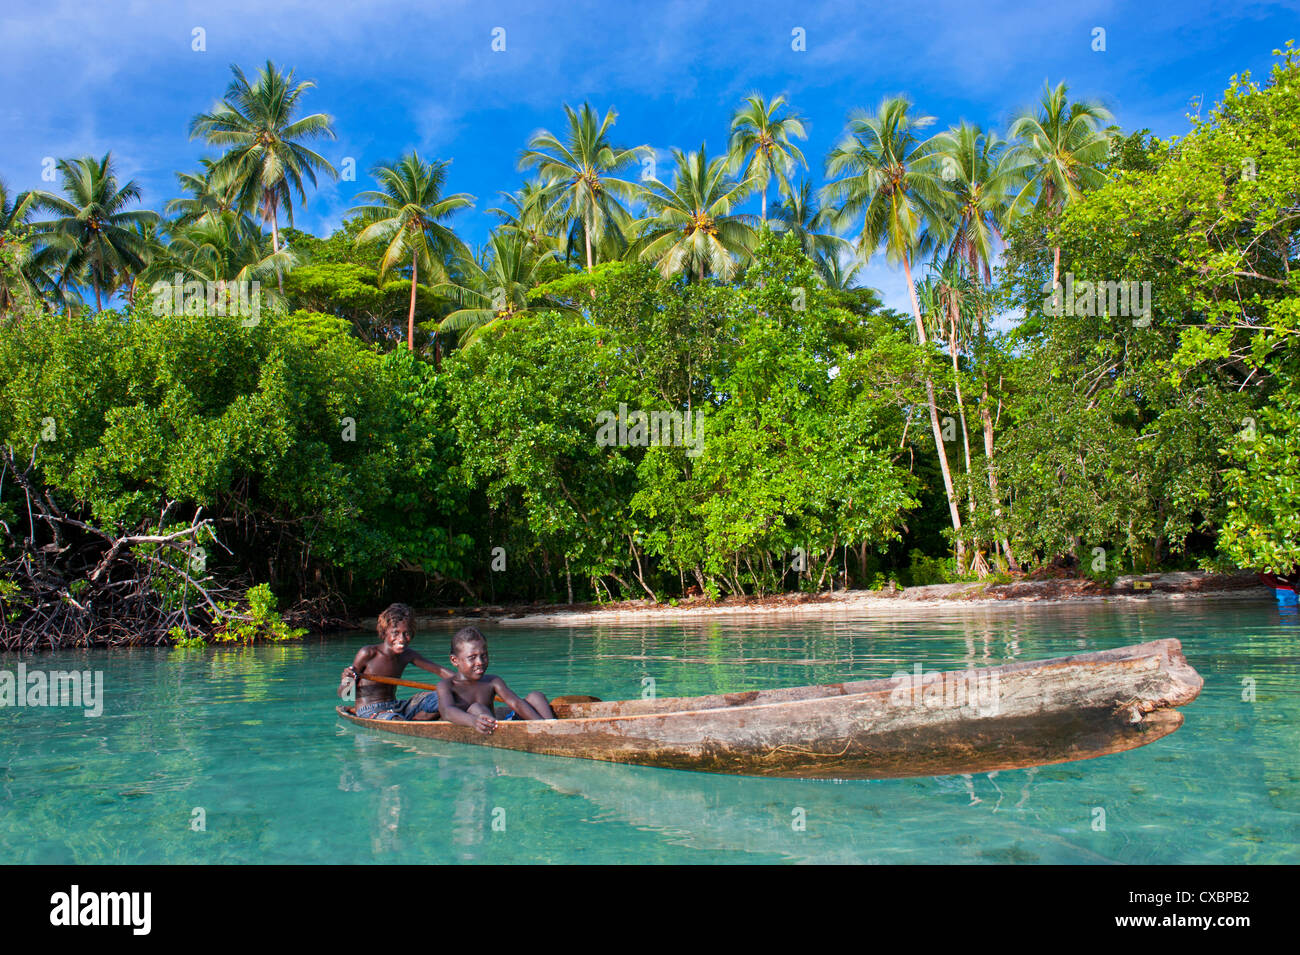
[339,647,372,698]
[491,678,541,721]
[437,678,497,734]
[409,651,455,680]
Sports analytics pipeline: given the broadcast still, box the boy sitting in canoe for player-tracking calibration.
[437,627,554,734]
[338,603,454,721]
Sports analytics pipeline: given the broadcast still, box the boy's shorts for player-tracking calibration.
[357,690,440,721]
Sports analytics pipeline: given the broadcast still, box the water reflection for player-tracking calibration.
[336,721,1125,864]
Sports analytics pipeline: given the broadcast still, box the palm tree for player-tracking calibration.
[349,152,474,351]
[431,231,570,346]
[489,179,563,257]
[189,60,337,291]
[770,180,852,263]
[165,159,249,231]
[728,94,808,223]
[519,103,647,272]
[930,122,1020,571]
[918,261,987,573]
[166,210,297,287]
[1,179,36,237]
[1,179,39,314]
[562,203,637,270]
[134,210,293,320]
[631,145,757,282]
[3,182,74,313]
[30,154,159,311]
[120,218,168,308]
[813,250,863,291]
[1006,81,1115,288]
[821,96,967,569]
[929,123,1015,283]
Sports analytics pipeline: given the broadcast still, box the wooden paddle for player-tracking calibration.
[353,671,507,711]
[355,672,439,693]
[350,671,602,711]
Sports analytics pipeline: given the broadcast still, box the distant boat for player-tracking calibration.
[1259,571,1299,606]
[337,639,1202,780]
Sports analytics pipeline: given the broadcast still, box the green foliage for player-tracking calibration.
[350,153,473,287]
[445,311,640,597]
[0,295,474,597]
[903,549,956,587]
[998,45,1300,571]
[1220,369,1300,571]
[283,262,445,346]
[27,153,159,309]
[212,583,306,643]
[728,94,809,222]
[443,234,922,599]
[1078,543,1122,586]
[0,575,20,623]
[8,45,1300,635]
[432,230,572,346]
[632,146,758,281]
[634,236,917,593]
[281,218,380,267]
[169,626,207,649]
[519,103,646,270]
[1103,129,1167,176]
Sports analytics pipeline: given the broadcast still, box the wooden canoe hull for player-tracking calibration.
[337,639,1202,779]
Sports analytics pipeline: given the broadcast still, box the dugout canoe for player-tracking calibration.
[336,638,1202,779]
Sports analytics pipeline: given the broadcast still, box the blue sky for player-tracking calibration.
[2,0,1297,310]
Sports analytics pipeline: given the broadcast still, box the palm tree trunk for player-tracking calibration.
[584,225,596,299]
[1047,186,1061,292]
[980,394,1019,572]
[903,254,966,571]
[94,282,102,312]
[949,305,987,576]
[949,306,975,503]
[973,308,1018,572]
[407,251,418,351]
[267,193,285,294]
[761,187,767,225]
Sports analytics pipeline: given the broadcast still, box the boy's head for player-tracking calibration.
[450,627,488,680]
[377,603,414,652]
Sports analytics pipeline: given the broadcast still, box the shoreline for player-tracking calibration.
[373,571,1273,631]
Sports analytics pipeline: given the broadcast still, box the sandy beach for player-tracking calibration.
[367,571,1271,631]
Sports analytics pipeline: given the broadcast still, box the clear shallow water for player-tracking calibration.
[2,598,1297,864]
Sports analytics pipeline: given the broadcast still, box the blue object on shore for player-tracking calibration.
[1275,588,1298,606]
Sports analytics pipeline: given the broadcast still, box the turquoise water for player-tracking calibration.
[2,598,1297,864]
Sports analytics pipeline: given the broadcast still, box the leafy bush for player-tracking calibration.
[212,584,306,643]
[0,300,474,602]
[904,550,956,587]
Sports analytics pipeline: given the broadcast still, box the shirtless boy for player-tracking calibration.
[338,603,455,720]
[437,627,554,734]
